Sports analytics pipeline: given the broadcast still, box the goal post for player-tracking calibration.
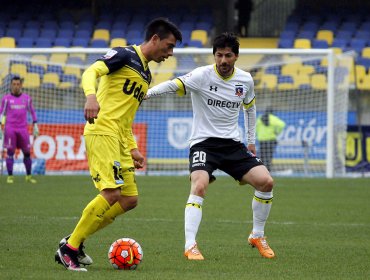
[0,47,352,178]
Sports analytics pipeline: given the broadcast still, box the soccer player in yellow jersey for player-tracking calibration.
[55,17,182,272]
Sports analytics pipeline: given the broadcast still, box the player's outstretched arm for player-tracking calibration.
[145,79,184,100]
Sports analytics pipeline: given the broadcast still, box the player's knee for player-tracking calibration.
[260,176,274,192]
[192,183,207,197]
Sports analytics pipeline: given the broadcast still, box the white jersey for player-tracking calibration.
[177,64,255,147]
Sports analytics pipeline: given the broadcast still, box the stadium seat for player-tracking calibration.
[0,37,16,48]
[57,29,74,39]
[23,72,41,88]
[110,38,127,48]
[312,39,329,49]
[17,37,34,48]
[5,29,22,40]
[110,29,126,39]
[92,29,110,42]
[90,39,108,48]
[42,72,60,88]
[31,54,49,70]
[187,40,203,48]
[294,38,311,48]
[256,74,277,90]
[39,29,57,39]
[59,74,79,89]
[49,53,68,65]
[64,66,82,79]
[72,38,89,47]
[362,47,370,58]
[34,38,53,48]
[54,38,71,48]
[278,38,294,48]
[316,30,333,45]
[296,30,315,40]
[10,63,28,77]
[311,74,327,90]
[23,28,40,38]
[357,74,370,90]
[190,30,208,46]
[293,74,310,88]
[27,65,45,77]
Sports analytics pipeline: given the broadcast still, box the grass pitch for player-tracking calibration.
[0,175,369,280]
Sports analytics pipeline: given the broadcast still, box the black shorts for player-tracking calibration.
[189,138,264,181]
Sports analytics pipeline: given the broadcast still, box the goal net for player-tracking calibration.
[0,48,352,178]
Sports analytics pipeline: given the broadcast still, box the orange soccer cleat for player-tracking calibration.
[184,243,204,260]
[248,235,275,259]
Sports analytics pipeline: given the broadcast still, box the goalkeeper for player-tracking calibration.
[0,76,39,184]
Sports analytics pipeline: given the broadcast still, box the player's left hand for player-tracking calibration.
[247,144,256,156]
[33,123,39,138]
[130,148,145,169]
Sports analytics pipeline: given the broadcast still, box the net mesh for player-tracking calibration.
[0,48,352,177]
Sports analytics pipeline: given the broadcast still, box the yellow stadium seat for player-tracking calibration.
[331,47,342,55]
[92,29,110,42]
[278,83,296,90]
[110,38,127,48]
[362,47,370,58]
[0,37,16,48]
[49,53,68,64]
[191,30,208,46]
[299,65,315,75]
[31,54,49,70]
[23,73,41,88]
[316,30,334,45]
[281,63,301,76]
[294,38,311,49]
[293,75,310,88]
[311,74,327,90]
[256,74,277,90]
[357,74,370,90]
[64,66,82,78]
[10,63,27,77]
[42,72,60,87]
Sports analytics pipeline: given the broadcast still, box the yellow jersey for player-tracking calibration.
[82,45,152,149]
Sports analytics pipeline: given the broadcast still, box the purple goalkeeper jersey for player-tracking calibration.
[0,93,37,129]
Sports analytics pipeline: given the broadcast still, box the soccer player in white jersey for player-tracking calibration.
[146,32,275,260]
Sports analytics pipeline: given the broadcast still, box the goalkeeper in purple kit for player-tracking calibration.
[0,76,39,183]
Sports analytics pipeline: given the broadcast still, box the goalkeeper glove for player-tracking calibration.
[33,123,39,138]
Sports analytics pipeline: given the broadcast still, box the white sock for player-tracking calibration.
[184,194,204,250]
[251,190,273,238]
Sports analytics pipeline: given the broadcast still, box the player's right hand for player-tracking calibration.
[84,94,100,124]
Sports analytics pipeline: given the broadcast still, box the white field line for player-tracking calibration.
[3,216,369,227]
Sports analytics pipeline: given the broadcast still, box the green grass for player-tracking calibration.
[0,175,369,280]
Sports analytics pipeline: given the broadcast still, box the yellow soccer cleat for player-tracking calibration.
[7,176,14,184]
[184,243,204,260]
[248,235,275,259]
[25,175,37,184]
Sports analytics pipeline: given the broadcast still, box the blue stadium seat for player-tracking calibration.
[28,65,45,77]
[60,74,79,86]
[187,40,203,48]
[8,20,23,30]
[24,20,40,30]
[95,20,112,30]
[278,38,294,48]
[279,30,296,40]
[57,29,74,39]
[42,20,59,31]
[23,29,39,38]
[331,38,349,49]
[54,38,71,47]
[17,37,34,48]
[296,30,316,40]
[335,30,353,40]
[74,30,91,39]
[72,38,89,47]
[356,57,370,70]
[354,30,370,40]
[312,39,329,48]
[40,29,57,39]
[47,65,64,75]
[90,39,108,48]
[5,28,22,40]
[110,29,126,39]
[66,57,85,65]
[34,38,53,48]
[59,21,75,31]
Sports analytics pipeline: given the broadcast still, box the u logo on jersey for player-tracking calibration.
[122,79,145,104]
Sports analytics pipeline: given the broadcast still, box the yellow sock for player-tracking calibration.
[68,194,110,248]
[96,202,125,231]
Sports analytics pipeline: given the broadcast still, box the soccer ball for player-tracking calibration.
[108,238,143,270]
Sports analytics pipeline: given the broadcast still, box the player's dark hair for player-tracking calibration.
[11,75,22,83]
[213,32,240,55]
[144,17,182,43]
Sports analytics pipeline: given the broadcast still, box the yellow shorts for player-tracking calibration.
[85,134,138,196]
